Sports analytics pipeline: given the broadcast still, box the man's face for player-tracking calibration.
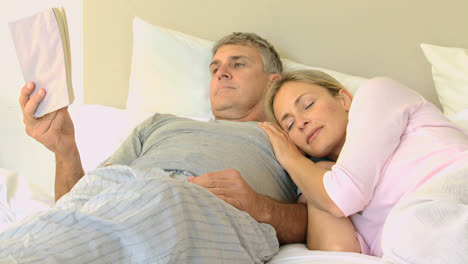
[209,44,278,122]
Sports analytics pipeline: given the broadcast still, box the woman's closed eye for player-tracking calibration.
[305,102,314,109]
[287,120,295,131]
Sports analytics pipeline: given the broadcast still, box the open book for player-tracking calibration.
[9,7,74,118]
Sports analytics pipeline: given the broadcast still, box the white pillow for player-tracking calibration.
[69,104,152,172]
[421,43,468,116]
[0,102,150,199]
[127,17,368,118]
[127,17,214,119]
[446,108,468,134]
[282,59,367,95]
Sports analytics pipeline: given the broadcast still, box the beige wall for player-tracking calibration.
[84,0,468,109]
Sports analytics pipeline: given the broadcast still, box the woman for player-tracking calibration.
[259,70,468,262]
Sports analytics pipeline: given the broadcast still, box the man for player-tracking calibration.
[4,33,306,263]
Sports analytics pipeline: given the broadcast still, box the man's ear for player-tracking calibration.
[338,89,353,111]
[269,73,281,82]
[267,73,281,89]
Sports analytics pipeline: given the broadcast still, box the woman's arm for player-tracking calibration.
[285,155,345,216]
[303,161,360,252]
[259,122,344,216]
[306,202,361,253]
[324,77,426,216]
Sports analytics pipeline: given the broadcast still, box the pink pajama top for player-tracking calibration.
[323,77,468,257]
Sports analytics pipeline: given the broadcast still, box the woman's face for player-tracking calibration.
[273,81,352,160]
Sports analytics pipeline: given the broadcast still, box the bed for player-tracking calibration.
[1,0,468,263]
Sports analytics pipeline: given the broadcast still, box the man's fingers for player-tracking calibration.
[186,177,232,195]
[187,178,240,207]
[187,176,195,182]
[195,170,240,180]
[19,82,35,110]
[203,187,234,198]
[188,170,243,192]
[215,195,240,210]
[23,88,46,120]
[188,175,231,188]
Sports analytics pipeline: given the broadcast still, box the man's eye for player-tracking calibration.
[212,68,218,74]
[234,63,244,67]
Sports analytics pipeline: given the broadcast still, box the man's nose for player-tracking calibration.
[216,65,232,80]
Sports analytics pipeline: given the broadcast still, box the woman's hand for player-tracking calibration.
[259,121,304,167]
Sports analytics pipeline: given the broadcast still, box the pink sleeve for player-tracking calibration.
[323,77,425,216]
[356,231,370,255]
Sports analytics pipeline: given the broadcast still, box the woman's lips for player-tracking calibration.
[307,127,322,144]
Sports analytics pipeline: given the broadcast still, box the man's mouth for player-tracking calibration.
[216,85,235,95]
[306,127,322,144]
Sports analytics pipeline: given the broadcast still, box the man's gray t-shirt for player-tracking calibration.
[101,114,297,203]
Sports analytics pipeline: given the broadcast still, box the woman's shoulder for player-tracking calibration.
[353,77,426,108]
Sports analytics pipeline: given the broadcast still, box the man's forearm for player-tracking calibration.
[55,147,85,201]
[256,195,307,244]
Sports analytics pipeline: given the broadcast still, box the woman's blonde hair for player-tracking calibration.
[265,69,345,123]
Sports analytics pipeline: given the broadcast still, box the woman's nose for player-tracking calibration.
[296,118,309,129]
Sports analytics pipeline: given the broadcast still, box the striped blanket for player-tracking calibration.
[0,165,279,263]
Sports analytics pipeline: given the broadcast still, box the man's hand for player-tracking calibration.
[19,82,76,157]
[20,82,84,201]
[187,169,265,221]
[187,169,308,244]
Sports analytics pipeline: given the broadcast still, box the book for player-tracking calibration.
[9,7,74,118]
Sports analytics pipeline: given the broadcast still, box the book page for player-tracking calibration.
[53,7,74,103]
[9,8,73,118]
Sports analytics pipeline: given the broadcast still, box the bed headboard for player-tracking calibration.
[83,0,468,109]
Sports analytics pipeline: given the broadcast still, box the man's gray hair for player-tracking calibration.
[212,32,283,74]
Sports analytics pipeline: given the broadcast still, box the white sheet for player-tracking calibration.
[267,244,382,264]
[0,168,53,233]
[381,166,468,263]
